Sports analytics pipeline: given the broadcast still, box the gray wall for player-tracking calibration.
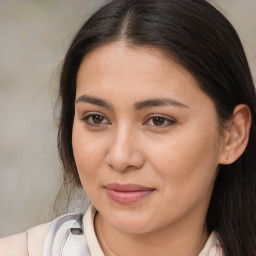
[0,0,255,237]
[0,0,106,237]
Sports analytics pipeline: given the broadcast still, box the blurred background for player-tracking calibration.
[0,0,255,237]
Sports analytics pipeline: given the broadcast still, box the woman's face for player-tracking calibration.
[72,42,225,235]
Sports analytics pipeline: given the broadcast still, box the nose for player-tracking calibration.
[106,126,145,172]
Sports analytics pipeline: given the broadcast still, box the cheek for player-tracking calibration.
[72,122,106,185]
[147,127,220,197]
[72,132,107,203]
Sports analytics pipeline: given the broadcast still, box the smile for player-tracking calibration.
[104,183,156,204]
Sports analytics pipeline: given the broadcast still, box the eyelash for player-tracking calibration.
[81,112,109,127]
[144,115,176,128]
[81,113,176,128]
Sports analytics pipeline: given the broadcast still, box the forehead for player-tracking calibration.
[78,42,183,74]
[76,41,212,109]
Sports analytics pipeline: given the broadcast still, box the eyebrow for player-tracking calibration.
[75,94,188,110]
[76,95,113,109]
[134,98,189,110]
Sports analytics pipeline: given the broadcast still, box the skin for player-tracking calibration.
[72,42,227,256]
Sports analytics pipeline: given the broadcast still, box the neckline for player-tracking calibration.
[83,205,219,256]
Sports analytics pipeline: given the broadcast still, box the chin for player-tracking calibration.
[106,210,159,235]
[113,221,153,235]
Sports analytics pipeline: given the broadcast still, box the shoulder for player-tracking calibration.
[0,232,28,256]
[0,222,50,256]
[27,222,51,256]
[198,232,224,256]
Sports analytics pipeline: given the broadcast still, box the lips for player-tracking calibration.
[104,183,156,204]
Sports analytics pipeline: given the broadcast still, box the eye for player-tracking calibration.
[145,115,176,127]
[82,113,110,127]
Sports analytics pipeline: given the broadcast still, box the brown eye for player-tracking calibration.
[152,117,165,126]
[92,115,104,124]
[145,115,176,128]
[82,113,109,127]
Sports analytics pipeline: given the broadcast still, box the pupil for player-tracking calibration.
[153,117,164,126]
[92,115,103,124]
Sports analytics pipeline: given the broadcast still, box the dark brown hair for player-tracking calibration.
[57,0,256,255]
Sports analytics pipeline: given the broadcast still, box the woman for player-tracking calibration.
[1,0,255,255]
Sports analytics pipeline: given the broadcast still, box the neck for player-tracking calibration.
[94,212,209,256]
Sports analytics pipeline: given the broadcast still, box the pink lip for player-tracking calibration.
[104,183,156,204]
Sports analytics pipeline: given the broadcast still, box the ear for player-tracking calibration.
[219,104,251,165]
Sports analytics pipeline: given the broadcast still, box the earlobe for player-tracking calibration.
[219,104,251,165]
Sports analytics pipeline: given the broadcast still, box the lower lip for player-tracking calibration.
[105,188,155,204]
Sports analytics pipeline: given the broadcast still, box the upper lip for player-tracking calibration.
[104,183,155,192]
